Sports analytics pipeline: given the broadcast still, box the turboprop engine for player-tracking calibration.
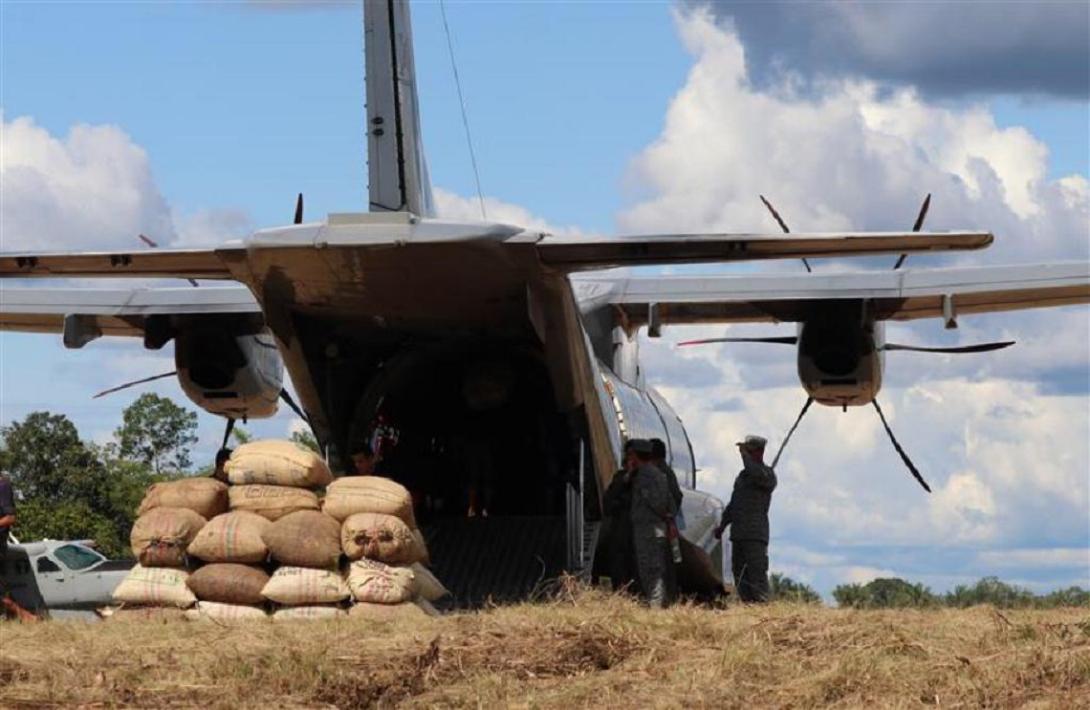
[174,330,283,419]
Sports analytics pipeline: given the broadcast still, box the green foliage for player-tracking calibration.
[769,573,822,604]
[944,576,1036,609]
[114,393,198,474]
[230,426,252,445]
[290,428,320,453]
[1,409,180,558]
[833,578,941,609]
[835,575,1090,610]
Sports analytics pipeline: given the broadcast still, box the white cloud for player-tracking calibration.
[619,8,1089,265]
[433,187,588,237]
[1,115,177,251]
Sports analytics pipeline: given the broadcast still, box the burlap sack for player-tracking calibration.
[322,476,415,525]
[261,566,351,605]
[262,510,342,568]
[348,600,437,622]
[410,563,449,602]
[346,559,416,604]
[340,512,426,564]
[137,477,228,519]
[225,440,333,488]
[186,563,270,605]
[272,605,347,622]
[228,485,320,521]
[130,508,207,567]
[187,511,271,563]
[184,601,268,622]
[112,565,197,608]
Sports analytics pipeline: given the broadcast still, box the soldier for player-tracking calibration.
[629,439,678,607]
[0,473,15,560]
[350,441,378,476]
[649,438,684,518]
[713,435,777,603]
[602,440,638,592]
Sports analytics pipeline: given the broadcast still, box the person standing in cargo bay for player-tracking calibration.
[714,435,777,603]
[628,439,678,607]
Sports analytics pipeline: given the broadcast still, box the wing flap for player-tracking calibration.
[581,261,1090,326]
[0,286,261,337]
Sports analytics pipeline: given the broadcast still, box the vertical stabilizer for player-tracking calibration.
[365,0,436,217]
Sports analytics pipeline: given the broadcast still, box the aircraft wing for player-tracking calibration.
[576,261,1090,326]
[0,247,238,280]
[535,231,993,271]
[0,231,993,280]
[0,285,260,338]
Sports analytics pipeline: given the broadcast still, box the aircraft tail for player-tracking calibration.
[365,0,436,217]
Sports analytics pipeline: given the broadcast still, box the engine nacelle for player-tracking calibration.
[174,329,283,419]
[797,319,883,407]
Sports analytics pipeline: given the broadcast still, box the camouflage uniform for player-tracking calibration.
[718,452,777,602]
[654,459,684,598]
[630,462,678,607]
[602,469,635,592]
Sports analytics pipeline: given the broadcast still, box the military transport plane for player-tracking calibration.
[1,1,1086,603]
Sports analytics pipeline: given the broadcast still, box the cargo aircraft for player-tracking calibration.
[2,1,1087,603]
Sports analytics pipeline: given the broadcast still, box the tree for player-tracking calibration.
[945,576,1036,609]
[833,577,940,609]
[115,393,198,474]
[769,573,822,604]
[0,412,168,558]
[291,428,320,453]
[0,411,97,500]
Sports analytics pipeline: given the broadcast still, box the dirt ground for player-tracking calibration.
[1,589,1087,708]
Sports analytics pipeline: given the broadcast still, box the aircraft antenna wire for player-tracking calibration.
[439,0,487,220]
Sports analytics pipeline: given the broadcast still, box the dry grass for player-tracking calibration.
[1,587,1087,708]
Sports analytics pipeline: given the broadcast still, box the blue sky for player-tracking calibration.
[2,1,1088,597]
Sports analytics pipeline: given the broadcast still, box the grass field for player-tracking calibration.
[1,589,1087,708]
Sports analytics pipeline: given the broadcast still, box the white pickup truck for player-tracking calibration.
[1,537,132,619]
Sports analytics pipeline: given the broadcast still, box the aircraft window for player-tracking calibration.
[54,544,103,570]
[36,557,61,573]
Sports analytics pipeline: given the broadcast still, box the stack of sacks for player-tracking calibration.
[329,476,448,615]
[261,510,351,620]
[113,478,228,612]
[225,440,332,521]
[184,510,273,621]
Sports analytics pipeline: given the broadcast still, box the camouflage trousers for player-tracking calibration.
[732,540,770,603]
[633,524,676,608]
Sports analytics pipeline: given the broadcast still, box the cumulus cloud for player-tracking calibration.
[1,115,177,252]
[690,1,1090,98]
[433,187,588,237]
[619,8,1089,266]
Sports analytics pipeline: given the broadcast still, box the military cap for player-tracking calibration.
[736,434,768,450]
[627,438,653,454]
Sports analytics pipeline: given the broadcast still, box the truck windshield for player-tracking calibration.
[53,544,104,570]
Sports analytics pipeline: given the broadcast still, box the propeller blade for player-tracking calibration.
[893,193,932,270]
[872,399,931,493]
[771,396,814,469]
[883,340,1015,354]
[92,371,177,399]
[760,194,811,273]
[911,193,932,232]
[294,193,304,225]
[677,336,799,347]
